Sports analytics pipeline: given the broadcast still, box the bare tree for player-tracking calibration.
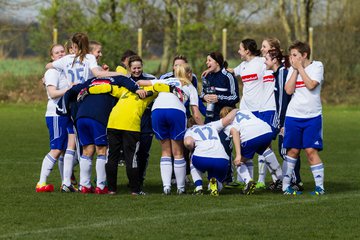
[159,0,175,73]
[279,0,314,43]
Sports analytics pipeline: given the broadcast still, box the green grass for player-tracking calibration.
[0,104,359,239]
[0,58,45,77]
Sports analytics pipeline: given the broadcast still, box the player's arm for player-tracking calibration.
[47,85,69,99]
[190,105,204,125]
[220,109,238,127]
[230,127,242,166]
[153,82,189,103]
[45,62,53,70]
[91,67,127,78]
[136,80,152,86]
[297,66,320,90]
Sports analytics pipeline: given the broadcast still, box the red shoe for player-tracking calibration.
[95,186,109,194]
[36,183,54,192]
[80,186,95,194]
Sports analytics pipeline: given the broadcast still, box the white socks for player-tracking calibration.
[96,155,107,189]
[160,157,172,189]
[238,164,251,184]
[245,160,254,180]
[257,155,267,183]
[263,149,282,181]
[79,155,92,188]
[39,153,57,183]
[282,155,297,191]
[311,163,324,190]
[174,158,186,190]
[63,149,75,186]
[190,163,203,190]
[58,155,64,182]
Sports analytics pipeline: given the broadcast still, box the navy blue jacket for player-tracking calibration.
[57,75,139,127]
[201,68,240,123]
[273,65,292,128]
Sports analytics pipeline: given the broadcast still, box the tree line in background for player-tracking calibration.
[0,0,359,104]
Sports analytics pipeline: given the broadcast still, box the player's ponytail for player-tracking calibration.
[71,32,90,67]
[241,39,261,57]
[174,63,192,86]
[267,48,290,69]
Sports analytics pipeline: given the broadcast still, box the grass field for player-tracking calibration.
[0,104,359,239]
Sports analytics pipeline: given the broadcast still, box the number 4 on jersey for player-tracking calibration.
[235,111,250,123]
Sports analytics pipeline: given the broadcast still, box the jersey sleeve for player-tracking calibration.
[87,54,99,70]
[184,128,193,139]
[113,76,139,93]
[51,55,68,72]
[210,120,224,132]
[233,64,241,77]
[285,67,294,83]
[223,124,232,136]
[309,61,324,84]
[44,69,60,87]
[188,85,199,106]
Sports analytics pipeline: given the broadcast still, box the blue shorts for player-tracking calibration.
[152,109,186,140]
[76,118,107,146]
[283,115,323,150]
[251,111,260,118]
[259,110,278,138]
[241,132,273,159]
[46,116,73,150]
[191,155,229,182]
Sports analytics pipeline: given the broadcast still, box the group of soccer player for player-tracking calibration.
[35,32,325,196]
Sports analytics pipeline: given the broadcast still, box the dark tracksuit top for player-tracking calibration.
[273,65,292,130]
[200,68,240,159]
[200,68,240,123]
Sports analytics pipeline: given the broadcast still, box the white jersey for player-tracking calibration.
[260,69,276,112]
[224,110,272,142]
[52,54,98,84]
[285,61,324,118]
[234,57,265,112]
[44,68,69,116]
[184,120,229,160]
[151,78,199,112]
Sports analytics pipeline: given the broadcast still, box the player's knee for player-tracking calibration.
[305,148,321,164]
[184,137,194,150]
[287,148,300,158]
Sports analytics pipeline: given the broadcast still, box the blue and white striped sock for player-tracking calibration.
[80,155,92,188]
[282,155,297,191]
[263,148,282,181]
[245,160,254,179]
[160,157,172,189]
[238,164,251,184]
[174,158,186,189]
[311,163,324,190]
[63,149,75,186]
[58,155,64,182]
[39,153,57,183]
[257,155,266,183]
[190,163,203,190]
[96,155,107,189]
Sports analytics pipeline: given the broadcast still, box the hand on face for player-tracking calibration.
[290,56,303,70]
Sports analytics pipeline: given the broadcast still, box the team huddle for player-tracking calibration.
[36,32,325,196]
